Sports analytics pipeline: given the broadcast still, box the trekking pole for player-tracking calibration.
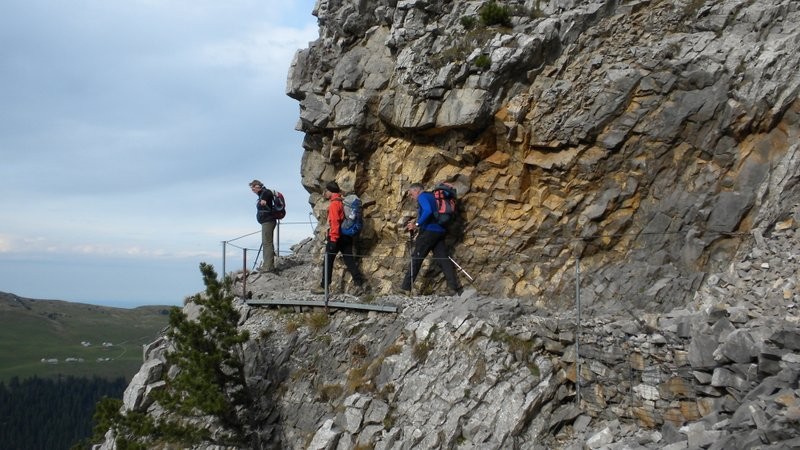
[448,257,474,283]
[408,229,416,296]
[324,245,330,309]
[252,243,262,271]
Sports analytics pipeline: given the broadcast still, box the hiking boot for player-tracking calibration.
[447,287,463,297]
[311,286,326,295]
[350,285,364,296]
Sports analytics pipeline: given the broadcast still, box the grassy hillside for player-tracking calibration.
[0,292,171,382]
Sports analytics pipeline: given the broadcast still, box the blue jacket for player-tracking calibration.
[416,191,445,233]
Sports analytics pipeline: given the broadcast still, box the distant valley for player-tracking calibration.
[0,291,170,382]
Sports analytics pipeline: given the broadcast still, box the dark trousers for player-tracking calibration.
[321,235,365,288]
[401,229,460,291]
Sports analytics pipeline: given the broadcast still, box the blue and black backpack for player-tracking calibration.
[340,194,363,236]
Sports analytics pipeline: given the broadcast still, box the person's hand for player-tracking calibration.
[325,241,337,252]
[405,221,417,232]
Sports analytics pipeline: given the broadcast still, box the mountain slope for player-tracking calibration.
[0,292,169,381]
[97,0,800,448]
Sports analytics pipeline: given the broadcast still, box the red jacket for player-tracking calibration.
[327,193,344,242]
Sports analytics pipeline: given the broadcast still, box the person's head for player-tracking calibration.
[324,181,341,199]
[407,183,424,200]
[249,179,263,193]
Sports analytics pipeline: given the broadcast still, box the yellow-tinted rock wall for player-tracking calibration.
[289,0,800,309]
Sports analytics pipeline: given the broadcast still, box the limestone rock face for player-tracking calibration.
[103,216,800,449]
[289,0,800,310]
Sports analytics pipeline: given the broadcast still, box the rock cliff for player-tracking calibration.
[112,219,800,449]
[289,0,800,310]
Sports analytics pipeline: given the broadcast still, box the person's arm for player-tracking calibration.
[416,193,435,226]
[328,198,343,242]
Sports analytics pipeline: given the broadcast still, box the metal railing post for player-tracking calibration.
[221,241,227,278]
[243,248,248,299]
[324,247,330,307]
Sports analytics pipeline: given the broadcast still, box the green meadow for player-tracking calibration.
[0,292,171,382]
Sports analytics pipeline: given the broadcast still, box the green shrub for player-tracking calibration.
[383,344,403,357]
[350,342,368,360]
[305,311,330,332]
[479,1,512,27]
[413,341,431,363]
[318,384,343,402]
[383,412,395,430]
[346,364,370,393]
[474,54,492,69]
[429,26,495,69]
[258,329,273,340]
[512,1,545,19]
[527,362,540,377]
[285,319,300,333]
[460,15,477,30]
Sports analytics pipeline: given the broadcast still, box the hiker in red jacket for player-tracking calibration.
[313,181,367,295]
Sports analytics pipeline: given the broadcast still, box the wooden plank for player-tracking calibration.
[246,299,397,313]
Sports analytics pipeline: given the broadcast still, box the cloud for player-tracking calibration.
[0,0,321,305]
[198,24,318,82]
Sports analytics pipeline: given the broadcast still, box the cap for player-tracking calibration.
[325,181,341,193]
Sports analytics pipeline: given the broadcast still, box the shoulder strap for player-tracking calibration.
[259,188,271,199]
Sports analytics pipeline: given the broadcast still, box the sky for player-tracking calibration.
[0,0,320,308]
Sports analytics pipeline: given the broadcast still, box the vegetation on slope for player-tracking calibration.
[92,263,253,449]
[0,375,127,450]
[0,292,170,382]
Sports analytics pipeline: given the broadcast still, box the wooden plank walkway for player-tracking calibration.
[246,299,397,313]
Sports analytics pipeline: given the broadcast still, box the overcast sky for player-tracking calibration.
[0,0,319,307]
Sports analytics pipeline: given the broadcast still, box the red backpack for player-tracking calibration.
[431,183,457,225]
[270,190,286,220]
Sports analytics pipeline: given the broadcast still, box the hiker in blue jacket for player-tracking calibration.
[400,183,461,296]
